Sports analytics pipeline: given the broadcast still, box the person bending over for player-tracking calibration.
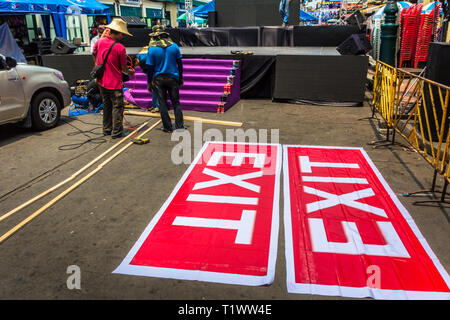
[137,49,160,113]
[86,79,102,111]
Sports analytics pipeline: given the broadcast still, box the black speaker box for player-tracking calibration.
[425,42,450,85]
[274,55,369,103]
[120,28,150,47]
[120,16,146,28]
[345,10,366,29]
[32,38,53,55]
[293,25,366,46]
[208,11,217,27]
[261,26,293,46]
[51,37,77,54]
[337,33,372,55]
[421,42,450,141]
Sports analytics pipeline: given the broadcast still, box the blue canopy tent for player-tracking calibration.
[53,0,111,39]
[63,0,111,16]
[300,9,318,22]
[0,0,60,14]
[193,0,215,19]
[0,0,63,37]
[0,0,111,39]
[176,12,207,24]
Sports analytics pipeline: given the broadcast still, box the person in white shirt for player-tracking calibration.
[90,24,105,56]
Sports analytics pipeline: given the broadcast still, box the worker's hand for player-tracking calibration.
[178,78,184,87]
[127,67,135,76]
[147,82,153,92]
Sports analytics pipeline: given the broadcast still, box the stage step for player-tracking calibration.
[125,59,241,113]
[131,74,231,83]
[128,75,230,85]
[184,74,230,82]
[130,82,226,98]
[182,65,233,76]
[131,88,225,100]
[132,97,220,109]
[182,59,235,68]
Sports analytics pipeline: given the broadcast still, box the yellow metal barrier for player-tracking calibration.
[372,60,450,202]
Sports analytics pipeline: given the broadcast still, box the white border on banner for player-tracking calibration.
[283,145,450,300]
[113,141,282,286]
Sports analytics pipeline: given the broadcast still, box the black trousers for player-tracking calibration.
[98,86,124,137]
[154,74,184,131]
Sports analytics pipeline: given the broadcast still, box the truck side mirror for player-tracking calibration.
[5,57,17,69]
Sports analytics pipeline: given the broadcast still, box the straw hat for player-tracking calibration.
[105,18,133,37]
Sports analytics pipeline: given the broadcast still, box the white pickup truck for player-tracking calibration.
[0,54,71,130]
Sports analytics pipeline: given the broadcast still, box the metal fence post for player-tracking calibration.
[380,1,399,67]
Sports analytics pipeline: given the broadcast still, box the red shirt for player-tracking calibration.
[93,37,127,90]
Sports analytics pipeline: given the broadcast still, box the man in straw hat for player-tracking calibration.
[93,18,135,139]
[145,25,184,133]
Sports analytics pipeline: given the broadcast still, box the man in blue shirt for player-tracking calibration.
[146,25,184,132]
[137,48,159,112]
[279,0,293,26]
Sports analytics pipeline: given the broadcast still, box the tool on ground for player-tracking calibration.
[132,138,150,145]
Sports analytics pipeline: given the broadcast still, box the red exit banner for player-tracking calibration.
[283,145,450,299]
[114,142,281,286]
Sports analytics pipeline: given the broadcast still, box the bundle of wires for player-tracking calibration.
[58,115,140,151]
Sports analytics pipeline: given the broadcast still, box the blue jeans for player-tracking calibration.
[279,0,289,24]
[154,74,184,131]
[152,91,159,108]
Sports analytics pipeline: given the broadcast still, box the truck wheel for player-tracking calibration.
[31,91,61,130]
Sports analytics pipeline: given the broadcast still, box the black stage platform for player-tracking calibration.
[42,46,368,103]
[123,25,366,48]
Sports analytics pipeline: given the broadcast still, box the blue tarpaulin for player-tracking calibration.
[52,13,67,38]
[300,9,318,22]
[41,14,51,37]
[0,22,27,63]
